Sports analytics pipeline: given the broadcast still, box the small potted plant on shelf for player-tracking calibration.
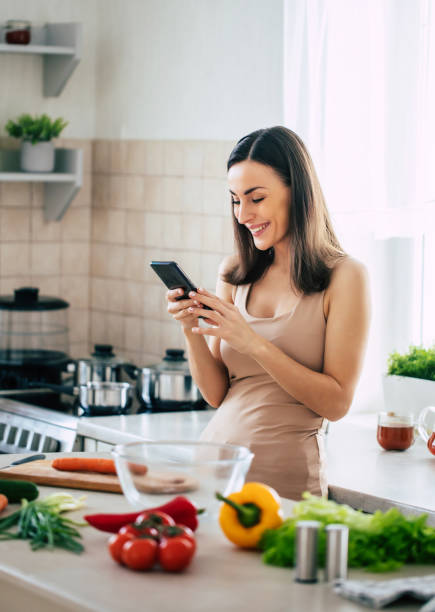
[383,345,435,417]
[5,113,68,172]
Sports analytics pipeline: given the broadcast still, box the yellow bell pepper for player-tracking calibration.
[216,482,284,548]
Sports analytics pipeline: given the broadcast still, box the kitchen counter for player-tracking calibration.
[0,452,434,612]
[76,410,435,525]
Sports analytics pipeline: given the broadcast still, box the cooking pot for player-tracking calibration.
[29,381,133,416]
[70,344,136,386]
[130,349,205,412]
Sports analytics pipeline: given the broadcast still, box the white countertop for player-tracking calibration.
[326,414,435,524]
[0,454,434,612]
[77,409,213,445]
[76,410,435,523]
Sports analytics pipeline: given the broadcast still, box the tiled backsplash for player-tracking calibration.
[0,138,92,360]
[0,138,235,366]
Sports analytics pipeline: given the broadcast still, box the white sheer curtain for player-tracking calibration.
[283,0,435,412]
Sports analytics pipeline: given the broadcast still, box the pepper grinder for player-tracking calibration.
[294,520,321,583]
[325,524,349,582]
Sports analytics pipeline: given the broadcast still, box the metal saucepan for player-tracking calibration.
[28,381,133,415]
[69,344,137,386]
[125,349,204,411]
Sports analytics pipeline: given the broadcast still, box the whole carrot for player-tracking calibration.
[52,457,117,474]
[0,494,8,513]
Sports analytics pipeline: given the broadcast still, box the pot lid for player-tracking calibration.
[79,344,126,366]
[155,349,189,373]
[0,287,69,311]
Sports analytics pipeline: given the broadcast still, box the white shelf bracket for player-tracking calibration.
[43,23,82,96]
[44,149,83,221]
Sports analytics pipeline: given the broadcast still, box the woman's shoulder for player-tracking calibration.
[329,255,367,286]
[325,255,369,305]
[217,254,238,302]
[218,253,238,277]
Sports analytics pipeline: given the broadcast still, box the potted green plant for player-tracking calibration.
[383,345,435,417]
[5,113,68,172]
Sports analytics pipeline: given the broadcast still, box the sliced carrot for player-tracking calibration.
[52,457,117,475]
[127,462,148,476]
[0,493,8,513]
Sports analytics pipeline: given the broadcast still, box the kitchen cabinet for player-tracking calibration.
[0,148,82,221]
[0,23,82,97]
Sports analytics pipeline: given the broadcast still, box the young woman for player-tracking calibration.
[166,126,370,500]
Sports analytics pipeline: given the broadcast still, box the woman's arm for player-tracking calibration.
[182,257,235,408]
[188,258,370,421]
[250,259,370,420]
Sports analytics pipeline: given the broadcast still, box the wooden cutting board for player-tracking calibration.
[0,460,122,493]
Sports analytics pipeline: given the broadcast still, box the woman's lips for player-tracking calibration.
[249,222,270,237]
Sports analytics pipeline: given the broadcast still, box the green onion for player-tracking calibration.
[0,492,87,553]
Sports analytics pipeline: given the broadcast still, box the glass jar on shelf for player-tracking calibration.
[5,20,31,45]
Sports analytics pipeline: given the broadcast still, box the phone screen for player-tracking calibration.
[150,261,211,310]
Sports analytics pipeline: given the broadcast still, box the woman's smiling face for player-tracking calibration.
[228,160,291,251]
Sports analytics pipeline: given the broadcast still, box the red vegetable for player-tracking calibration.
[161,524,196,553]
[134,510,175,529]
[119,523,159,539]
[158,535,195,572]
[108,532,135,564]
[84,496,202,533]
[121,537,158,571]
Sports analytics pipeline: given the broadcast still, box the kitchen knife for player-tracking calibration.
[0,453,46,470]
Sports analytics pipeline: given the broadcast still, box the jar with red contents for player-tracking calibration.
[5,20,31,45]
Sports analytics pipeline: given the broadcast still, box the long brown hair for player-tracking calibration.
[224,126,345,293]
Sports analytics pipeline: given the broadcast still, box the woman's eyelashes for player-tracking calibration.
[231,197,265,205]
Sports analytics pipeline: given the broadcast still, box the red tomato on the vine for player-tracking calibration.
[161,524,196,552]
[121,537,158,571]
[134,510,175,528]
[158,536,195,572]
[119,523,159,539]
[108,532,135,564]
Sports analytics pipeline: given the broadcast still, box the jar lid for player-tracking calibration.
[0,287,69,311]
[6,20,31,28]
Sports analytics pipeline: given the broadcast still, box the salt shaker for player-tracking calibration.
[294,520,321,583]
[325,524,349,581]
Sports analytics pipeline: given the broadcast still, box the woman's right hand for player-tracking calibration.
[166,288,200,330]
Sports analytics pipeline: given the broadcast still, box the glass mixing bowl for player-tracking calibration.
[112,440,254,519]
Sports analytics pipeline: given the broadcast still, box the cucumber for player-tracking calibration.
[0,480,39,502]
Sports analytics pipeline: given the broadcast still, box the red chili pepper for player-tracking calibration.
[84,496,203,533]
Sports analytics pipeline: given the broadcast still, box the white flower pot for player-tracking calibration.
[20,140,55,172]
[382,374,435,418]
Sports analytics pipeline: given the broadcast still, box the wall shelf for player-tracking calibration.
[0,23,82,96]
[0,148,83,221]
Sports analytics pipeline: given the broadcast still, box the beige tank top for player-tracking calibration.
[200,283,328,500]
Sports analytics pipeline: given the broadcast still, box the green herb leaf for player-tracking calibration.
[5,114,68,143]
[387,345,435,381]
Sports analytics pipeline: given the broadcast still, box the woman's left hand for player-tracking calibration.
[187,288,258,355]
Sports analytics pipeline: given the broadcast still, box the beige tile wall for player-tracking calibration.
[0,138,92,359]
[0,138,236,367]
[91,140,235,367]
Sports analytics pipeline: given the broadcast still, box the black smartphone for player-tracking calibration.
[150,261,211,309]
